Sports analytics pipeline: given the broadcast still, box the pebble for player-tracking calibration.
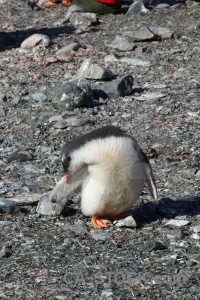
[164,219,190,228]
[114,216,137,228]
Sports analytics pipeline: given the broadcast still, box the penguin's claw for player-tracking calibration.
[91,214,109,228]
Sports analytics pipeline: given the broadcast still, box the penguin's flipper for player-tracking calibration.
[91,214,109,228]
[140,151,158,200]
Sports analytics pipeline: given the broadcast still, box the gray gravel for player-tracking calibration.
[0,0,200,299]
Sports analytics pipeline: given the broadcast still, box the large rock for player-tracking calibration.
[123,25,174,42]
[96,74,134,98]
[21,33,51,49]
[77,59,114,80]
[48,77,92,110]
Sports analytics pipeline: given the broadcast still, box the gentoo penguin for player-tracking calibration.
[50,125,158,228]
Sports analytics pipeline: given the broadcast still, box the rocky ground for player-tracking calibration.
[0,0,200,299]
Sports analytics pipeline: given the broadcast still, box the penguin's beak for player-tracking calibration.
[64,172,69,182]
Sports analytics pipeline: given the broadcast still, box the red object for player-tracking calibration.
[96,0,120,4]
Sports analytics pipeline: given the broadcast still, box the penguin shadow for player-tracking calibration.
[130,197,200,228]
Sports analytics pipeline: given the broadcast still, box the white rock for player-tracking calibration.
[120,57,150,66]
[192,225,200,233]
[115,216,136,228]
[133,92,167,101]
[190,233,200,240]
[21,34,51,49]
[164,219,190,228]
[36,193,63,216]
[77,59,113,79]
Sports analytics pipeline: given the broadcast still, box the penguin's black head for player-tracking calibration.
[62,154,71,173]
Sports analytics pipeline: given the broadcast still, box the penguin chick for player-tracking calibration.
[50,125,158,228]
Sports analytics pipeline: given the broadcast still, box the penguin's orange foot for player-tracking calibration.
[44,0,56,7]
[91,214,109,228]
[62,0,71,5]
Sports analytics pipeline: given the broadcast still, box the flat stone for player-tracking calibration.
[164,219,190,228]
[119,57,150,66]
[133,92,167,101]
[3,194,40,205]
